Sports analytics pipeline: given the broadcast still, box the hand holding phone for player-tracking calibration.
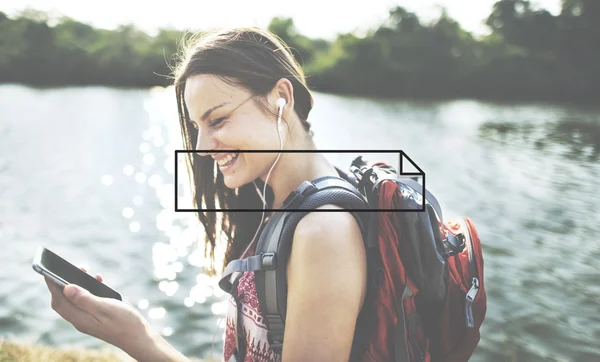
[33,246,157,359]
[32,246,122,300]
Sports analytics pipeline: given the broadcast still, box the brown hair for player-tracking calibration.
[171,27,315,276]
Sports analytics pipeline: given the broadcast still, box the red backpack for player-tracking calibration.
[219,156,487,361]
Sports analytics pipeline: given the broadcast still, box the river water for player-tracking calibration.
[0,84,598,361]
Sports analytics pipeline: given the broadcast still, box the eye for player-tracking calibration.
[209,117,227,127]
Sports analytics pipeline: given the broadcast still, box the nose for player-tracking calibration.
[195,129,217,157]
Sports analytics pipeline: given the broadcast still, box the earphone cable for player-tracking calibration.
[239,103,284,260]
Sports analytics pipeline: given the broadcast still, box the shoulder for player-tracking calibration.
[293,204,363,246]
[286,203,367,298]
[289,204,366,271]
[281,204,367,360]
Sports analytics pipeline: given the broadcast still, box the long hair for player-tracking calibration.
[171,27,314,276]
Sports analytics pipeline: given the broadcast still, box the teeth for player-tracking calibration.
[216,153,237,166]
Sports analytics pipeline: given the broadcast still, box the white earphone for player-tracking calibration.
[276,97,286,132]
[240,97,288,260]
[276,97,287,109]
[214,98,289,351]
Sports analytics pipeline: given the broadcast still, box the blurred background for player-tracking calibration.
[1,0,599,361]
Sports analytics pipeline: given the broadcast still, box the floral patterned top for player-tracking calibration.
[223,268,282,362]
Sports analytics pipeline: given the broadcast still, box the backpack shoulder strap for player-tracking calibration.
[261,175,370,354]
[219,175,370,355]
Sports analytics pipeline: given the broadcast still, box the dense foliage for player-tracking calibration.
[0,1,598,101]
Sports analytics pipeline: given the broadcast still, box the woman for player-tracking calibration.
[44,27,367,362]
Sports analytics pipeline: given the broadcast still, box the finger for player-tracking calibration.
[44,276,64,296]
[79,264,89,273]
[95,274,103,283]
[42,277,99,329]
[52,287,102,329]
[45,277,70,315]
[63,284,103,318]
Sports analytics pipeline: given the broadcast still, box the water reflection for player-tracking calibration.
[158,280,179,296]
[110,85,231,355]
[148,307,166,319]
[129,221,140,233]
[548,117,600,160]
[138,299,150,310]
[134,172,147,183]
[139,142,151,153]
[101,174,113,185]
[123,165,135,176]
[0,84,228,360]
[122,207,134,218]
[153,136,165,147]
[163,327,174,336]
[148,175,162,188]
[479,116,600,161]
[143,153,156,165]
[133,195,144,206]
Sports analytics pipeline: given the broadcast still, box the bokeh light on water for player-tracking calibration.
[139,86,229,352]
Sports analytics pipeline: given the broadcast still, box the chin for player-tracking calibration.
[218,154,256,190]
[222,174,246,190]
[221,168,255,190]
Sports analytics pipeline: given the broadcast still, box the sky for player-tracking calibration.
[2,0,562,40]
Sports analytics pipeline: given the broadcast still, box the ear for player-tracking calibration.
[270,78,294,112]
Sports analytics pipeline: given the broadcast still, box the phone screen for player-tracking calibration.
[40,248,122,301]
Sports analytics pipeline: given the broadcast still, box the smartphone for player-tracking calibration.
[32,246,122,301]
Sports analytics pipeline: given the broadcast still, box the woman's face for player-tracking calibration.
[183,74,282,189]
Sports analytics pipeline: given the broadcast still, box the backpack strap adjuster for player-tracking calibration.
[266,314,285,353]
[282,181,319,208]
[261,252,277,270]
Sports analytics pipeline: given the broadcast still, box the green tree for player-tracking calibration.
[268,17,317,66]
[0,4,598,101]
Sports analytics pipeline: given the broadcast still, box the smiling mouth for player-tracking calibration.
[216,152,239,168]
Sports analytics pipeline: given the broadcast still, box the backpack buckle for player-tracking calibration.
[454,232,466,251]
[357,168,374,191]
[261,253,277,270]
[282,181,318,208]
[443,231,466,257]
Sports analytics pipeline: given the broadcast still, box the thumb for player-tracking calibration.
[64,285,96,309]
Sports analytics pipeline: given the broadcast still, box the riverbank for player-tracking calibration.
[2,4,600,104]
[0,339,211,362]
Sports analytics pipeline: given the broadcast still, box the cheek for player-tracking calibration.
[219,115,278,150]
[219,120,259,145]
[242,153,275,172]
[250,124,280,148]
[242,153,260,169]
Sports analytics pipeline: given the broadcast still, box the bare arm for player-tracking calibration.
[281,205,367,362]
[124,328,193,362]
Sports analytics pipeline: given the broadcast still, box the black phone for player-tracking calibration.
[32,246,122,301]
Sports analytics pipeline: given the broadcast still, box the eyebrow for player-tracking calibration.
[201,102,230,122]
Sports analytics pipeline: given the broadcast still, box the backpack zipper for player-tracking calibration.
[465,277,479,328]
[406,320,425,362]
[460,217,480,328]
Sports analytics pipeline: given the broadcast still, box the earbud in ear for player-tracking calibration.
[276,98,286,133]
[276,98,286,110]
